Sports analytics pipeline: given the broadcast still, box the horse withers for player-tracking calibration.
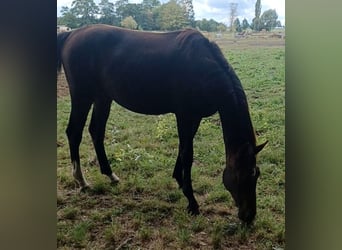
[57,24,267,224]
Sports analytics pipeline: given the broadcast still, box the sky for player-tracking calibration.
[57,0,285,26]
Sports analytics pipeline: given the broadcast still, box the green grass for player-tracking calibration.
[57,45,285,249]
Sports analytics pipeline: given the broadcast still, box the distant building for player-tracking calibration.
[57,25,71,33]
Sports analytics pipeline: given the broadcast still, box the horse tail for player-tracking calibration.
[57,31,71,73]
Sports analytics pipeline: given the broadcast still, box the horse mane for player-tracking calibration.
[208,41,249,109]
[175,29,212,58]
[208,41,257,146]
[176,30,246,105]
[175,30,251,116]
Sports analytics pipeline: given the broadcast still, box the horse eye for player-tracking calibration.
[252,168,256,177]
[252,167,260,177]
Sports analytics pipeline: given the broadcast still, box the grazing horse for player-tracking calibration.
[57,24,267,224]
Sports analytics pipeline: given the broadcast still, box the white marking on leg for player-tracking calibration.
[72,161,89,188]
[109,173,120,184]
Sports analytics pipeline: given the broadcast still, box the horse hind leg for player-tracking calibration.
[88,99,119,184]
[66,98,93,191]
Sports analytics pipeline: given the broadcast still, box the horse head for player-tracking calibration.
[223,141,268,224]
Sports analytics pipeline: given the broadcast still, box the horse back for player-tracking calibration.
[60,25,230,116]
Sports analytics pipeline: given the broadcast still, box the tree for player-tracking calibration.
[255,0,261,18]
[140,0,161,30]
[156,0,188,31]
[252,0,262,31]
[119,3,144,23]
[242,18,250,30]
[98,0,116,25]
[229,3,238,32]
[180,0,195,27]
[115,0,129,21]
[234,18,242,32]
[121,16,138,29]
[71,0,99,26]
[58,6,79,28]
[217,23,227,33]
[142,0,161,10]
[195,18,226,32]
[260,9,278,31]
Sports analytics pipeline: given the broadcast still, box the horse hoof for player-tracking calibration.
[187,206,200,216]
[109,173,120,184]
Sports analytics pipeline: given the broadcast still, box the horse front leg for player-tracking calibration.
[89,99,119,184]
[182,146,199,215]
[172,151,183,188]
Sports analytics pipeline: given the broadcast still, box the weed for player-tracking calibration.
[61,207,78,220]
[138,226,153,241]
[70,221,92,247]
[211,220,225,249]
[191,215,208,233]
[178,228,192,247]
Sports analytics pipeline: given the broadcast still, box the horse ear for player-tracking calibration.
[255,141,268,154]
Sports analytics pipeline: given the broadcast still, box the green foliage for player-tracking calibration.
[242,18,250,30]
[251,0,280,31]
[71,0,99,26]
[255,0,261,18]
[180,0,195,27]
[260,9,279,31]
[196,18,227,32]
[98,0,116,25]
[57,7,79,28]
[70,221,92,246]
[155,114,176,141]
[156,0,188,30]
[252,0,262,31]
[121,16,138,30]
[58,0,269,32]
[234,18,242,32]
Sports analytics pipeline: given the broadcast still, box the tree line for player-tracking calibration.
[58,0,281,32]
[231,0,282,33]
[58,0,226,32]
[232,9,281,33]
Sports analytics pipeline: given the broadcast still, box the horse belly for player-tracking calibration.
[106,82,175,115]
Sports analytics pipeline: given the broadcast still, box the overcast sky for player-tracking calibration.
[57,0,285,26]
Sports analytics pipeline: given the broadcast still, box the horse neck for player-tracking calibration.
[218,96,256,156]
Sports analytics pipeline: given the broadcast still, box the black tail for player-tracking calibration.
[57,31,72,73]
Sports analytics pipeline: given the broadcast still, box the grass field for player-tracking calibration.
[57,35,285,249]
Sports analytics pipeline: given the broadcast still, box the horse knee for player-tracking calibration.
[66,125,81,146]
[172,159,183,188]
[88,122,96,140]
[173,172,183,188]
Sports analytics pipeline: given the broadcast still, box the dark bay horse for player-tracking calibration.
[57,24,267,224]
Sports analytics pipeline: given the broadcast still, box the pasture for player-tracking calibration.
[57,34,285,249]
